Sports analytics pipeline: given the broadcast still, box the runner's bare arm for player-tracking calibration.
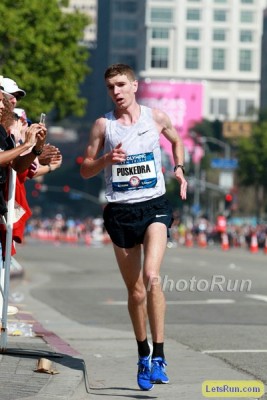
[153,109,187,200]
[80,118,127,179]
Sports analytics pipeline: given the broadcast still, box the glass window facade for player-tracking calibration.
[212,48,225,70]
[113,19,138,31]
[237,99,255,115]
[186,9,201,20]
[113,36,137,48]
[186,28,200,40]
[113,1,137,13]
[240,30,253,42]
[151,28,170,39]
[151,8,173,23]
[213,10,227,22]
[239,49,252,71]
[185,47,200,69]
[151,47,169,68]
[210,98,228,115]
[240,11,253,23]
[213,29,226,41]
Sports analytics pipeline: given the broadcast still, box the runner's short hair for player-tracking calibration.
[104,64,136,82]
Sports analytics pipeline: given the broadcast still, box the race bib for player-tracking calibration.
[112,152,157,191]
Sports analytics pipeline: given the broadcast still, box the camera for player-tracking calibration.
[40,113,46,124]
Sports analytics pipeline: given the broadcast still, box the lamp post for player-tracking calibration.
[190,132,232,220]
[198,136,231,160]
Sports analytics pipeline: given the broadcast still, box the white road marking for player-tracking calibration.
[102,299,235,305]
[246,294,267,303]
[202,349,267,354]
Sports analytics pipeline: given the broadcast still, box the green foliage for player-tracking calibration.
[237,121,267,187]
[191,118,222,140]
[191,119,213,138]
[0,0,90,120]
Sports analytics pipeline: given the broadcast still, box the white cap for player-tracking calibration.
[1,77,26,97]
[14,107,27,119]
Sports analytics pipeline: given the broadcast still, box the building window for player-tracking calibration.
[237,99,255,115]
[151,28,170,39]
[186,28,200,40]
[240,11,253,23]
[186,9,201,20]
[185,47,199,69]
[113,19,138,31]
[151,47,169,68]
[239,49,252,71]
[111,55,137,70]
[150,8,173,23]
[112,36,137,49]
[240,30,253,42]
[210,98,228,115]
[213,10,227,22]
[213,29,226,41]
[212,48,225,70]
[113,1,137,13]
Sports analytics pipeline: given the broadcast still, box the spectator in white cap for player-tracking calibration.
[1,78,26,110]
[1,77,62,175]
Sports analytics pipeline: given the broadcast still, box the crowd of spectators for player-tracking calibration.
[25,213,267,251]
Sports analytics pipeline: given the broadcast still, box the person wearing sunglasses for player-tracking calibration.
[1,78,26,110]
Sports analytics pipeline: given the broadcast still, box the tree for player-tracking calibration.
[0,0,90,120]
[237,121,267,221]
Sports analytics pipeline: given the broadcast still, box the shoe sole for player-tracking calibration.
[139,385,154,391]
[151,379,169,384]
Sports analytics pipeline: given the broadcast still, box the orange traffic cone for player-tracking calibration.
[185,231,194,247]
[250,234,258,253]
[198,232,207,248]
[264,236,267,255]
[84,233,91,246]
[221,233,229,251]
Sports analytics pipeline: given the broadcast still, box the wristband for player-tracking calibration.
[173,164,185,174]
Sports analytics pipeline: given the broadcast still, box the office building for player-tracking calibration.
[96,0,267,122]
[260,8,267,111]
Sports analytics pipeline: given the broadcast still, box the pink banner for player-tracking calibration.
[137,81,204,164]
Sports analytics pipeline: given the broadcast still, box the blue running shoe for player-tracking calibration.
[137,355,154,391]
[150,357,169,384]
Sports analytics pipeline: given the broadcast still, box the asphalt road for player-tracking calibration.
[16,240,267,390]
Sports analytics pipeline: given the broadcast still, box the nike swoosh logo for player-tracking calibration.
[138,130,149,136]
[155,214,168,218]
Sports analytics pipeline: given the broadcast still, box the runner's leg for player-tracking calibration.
[143,222,167,343]
[113,243,147,341]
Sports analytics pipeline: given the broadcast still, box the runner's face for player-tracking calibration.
[106,74,138,109]
[0,91,5,119]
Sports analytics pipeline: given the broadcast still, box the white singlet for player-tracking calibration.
[103,105,166,203]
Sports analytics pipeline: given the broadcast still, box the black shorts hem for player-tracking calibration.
[103,195,173,248]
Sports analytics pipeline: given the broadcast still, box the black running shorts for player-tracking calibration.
[103,195,173,248]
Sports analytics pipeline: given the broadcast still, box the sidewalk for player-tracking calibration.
[0,266,263,399]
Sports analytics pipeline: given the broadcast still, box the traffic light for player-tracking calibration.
[75,156,83,165]
[224,193,233,210]
[34,182,42,190]
[63,185,70,193]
